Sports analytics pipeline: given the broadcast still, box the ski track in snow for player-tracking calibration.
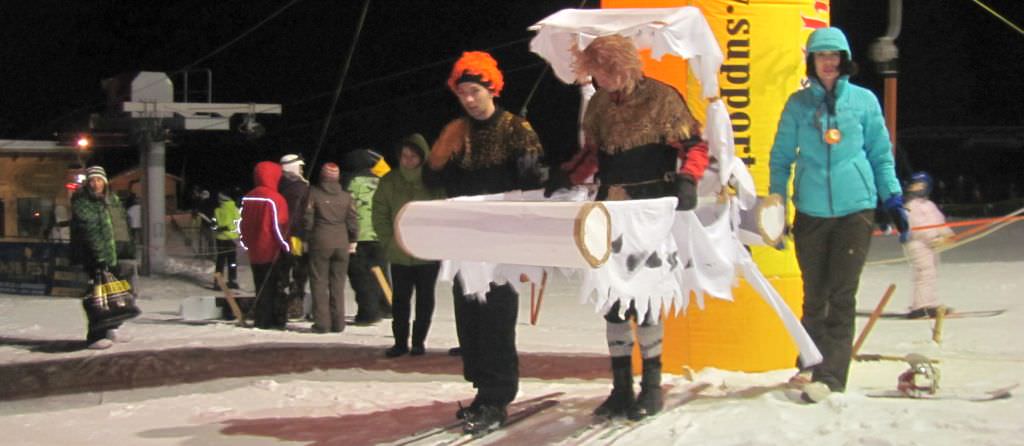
[0,223,1022,445]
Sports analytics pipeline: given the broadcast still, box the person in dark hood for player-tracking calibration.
[304,162,359,333]
[239,161,291,329]
[278,153,311,320]
[374,133,445,357]
[342,148,391,324]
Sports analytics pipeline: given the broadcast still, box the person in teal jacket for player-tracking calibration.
[768,27,909,402]
[373,133,445,357]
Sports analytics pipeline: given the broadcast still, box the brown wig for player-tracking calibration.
[447,51,504,96]
[572,35,644,94]
[805,51,859,80]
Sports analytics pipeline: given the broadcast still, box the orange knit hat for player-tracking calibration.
[447,51,504,96]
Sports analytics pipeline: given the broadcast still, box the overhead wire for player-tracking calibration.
[970,0,1024,37]
[306,0,372,174]
[0,0,307,150]
[518,0,591,117]
[275,61,547,136]
[287,36,532,108]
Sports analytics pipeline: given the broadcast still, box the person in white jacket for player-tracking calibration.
[903,172,955,318]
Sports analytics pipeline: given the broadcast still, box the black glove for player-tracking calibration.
[674,173,698,211]
[543,168,572,198]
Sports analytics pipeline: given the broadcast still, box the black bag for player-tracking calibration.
[82,270,141,329]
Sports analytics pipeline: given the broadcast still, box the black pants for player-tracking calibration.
[793,210,874,392]
[288,252,309,299]
[453,277,519,407]
[391,262,440,325]
[214,239,237,283]
[348,241,386,320]
[251,260,288,329]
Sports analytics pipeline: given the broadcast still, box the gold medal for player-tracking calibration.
[824,128,842,144]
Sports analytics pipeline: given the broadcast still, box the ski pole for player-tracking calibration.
[852,283,896,358]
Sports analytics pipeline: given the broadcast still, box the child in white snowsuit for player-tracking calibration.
[904,172,954,318]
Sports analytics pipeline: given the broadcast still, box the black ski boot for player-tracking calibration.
[463,404,507,434]
[628,356,664,421]
[455,397,480,420]
[593,356,634,418]
[385,321,409,358]
[410,320,430,356]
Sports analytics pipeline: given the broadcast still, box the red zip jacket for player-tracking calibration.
[240,161,290,264]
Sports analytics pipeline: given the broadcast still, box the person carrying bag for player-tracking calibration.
[71,166,141,349]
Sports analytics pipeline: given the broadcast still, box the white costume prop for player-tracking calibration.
[396,7,821,369]
[396,194,612,269]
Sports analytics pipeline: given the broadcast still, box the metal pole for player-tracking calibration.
[139,140,150,276]
[870,0,903,154]
[143,125,167,274]
[884,76,898,150]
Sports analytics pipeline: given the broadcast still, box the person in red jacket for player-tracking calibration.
[240,161,291,329]
[545,35,709,421]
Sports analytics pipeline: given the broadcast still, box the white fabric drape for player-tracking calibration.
[413,7,824,368]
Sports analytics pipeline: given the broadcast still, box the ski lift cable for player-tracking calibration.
[306,0,372,176]
[182,0,307,70]
[287,36,533,108]
[271,61,546,136]
[970,0,1024,37]
[0,0,307,150]
[519,0,590,117]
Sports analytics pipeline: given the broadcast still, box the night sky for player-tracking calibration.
[2,1,1022,201]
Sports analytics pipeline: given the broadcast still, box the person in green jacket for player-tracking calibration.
[70,166,136,349]
[212,191,241,290]
[374,133,446,357]
[343,148,391,324]
[768,27,908,402]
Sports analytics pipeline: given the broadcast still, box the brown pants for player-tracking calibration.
[309,247,350,332]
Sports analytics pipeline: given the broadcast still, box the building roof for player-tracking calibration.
[0,140,77,156]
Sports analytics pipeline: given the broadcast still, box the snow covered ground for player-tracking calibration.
[0,220,1021,445]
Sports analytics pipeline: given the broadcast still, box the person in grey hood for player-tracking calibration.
[304,162,359,333]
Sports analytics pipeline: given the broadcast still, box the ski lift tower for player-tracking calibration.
[94,71,281,275]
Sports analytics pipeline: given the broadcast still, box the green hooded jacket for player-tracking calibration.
[71,186,126,269]
[372,133,445,265]
[346,175,379,242]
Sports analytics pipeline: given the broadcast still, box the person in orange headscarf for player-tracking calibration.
[423,50,546,435]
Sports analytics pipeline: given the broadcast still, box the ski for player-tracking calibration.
[854,309,1006,319]
[571,382,711,445]
[866,383,1017,402]
[388,391,564,446]
[439,398,560,446]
